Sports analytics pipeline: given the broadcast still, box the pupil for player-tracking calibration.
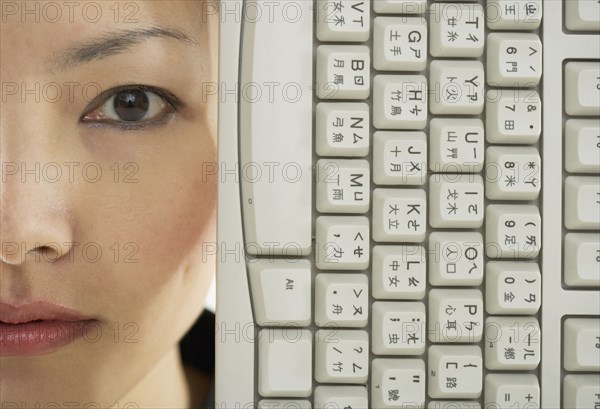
[114,90,150,121]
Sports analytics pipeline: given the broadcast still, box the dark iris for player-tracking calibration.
[113,90,150,122]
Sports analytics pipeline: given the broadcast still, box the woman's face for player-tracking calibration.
[1,1,217,406]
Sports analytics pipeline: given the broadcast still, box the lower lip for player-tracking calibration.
[0,320,97,356]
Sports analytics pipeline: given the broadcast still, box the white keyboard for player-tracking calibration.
[216,0,600,407]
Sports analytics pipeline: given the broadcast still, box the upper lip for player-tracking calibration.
[0,301,93,324]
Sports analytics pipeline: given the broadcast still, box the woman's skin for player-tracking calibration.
[0,1,218,407]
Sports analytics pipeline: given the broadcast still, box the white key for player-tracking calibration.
[429,174,484,228]
[430,60,485,115]
[373,17,427,71]
[259,401,311,409]
[249,259,311,326]
[315,329,369,383]
[372,358,426,408]
[317,45,370,100]
[316,159,370,213]
[258,329,312,397]
[373,75,428,130]
[373,0,427,14]
[565,61,600,116]
[429,3,485,58]
[314,386,368,409]
[428,232,484,286]
[428,289,483,343]
[316,0,370,42]
[484,374,540,409]
[486,0,542,29]
[429,118,484,173]
[564,233,600,287]
[563,375,600,409]
[485,261,541,315]
[373,131,427,185]
[565,119,600,173]
[315,273,369,327]
[373,188,427,243]
[566,0,600,31]
[372,301,426,355]
[486,89,541,144]
[485,146,541,200]
[315,216,369,270]
[428,345,482,399]
[487,33,541,87]
[563,318,600,371]
[427,402,481,409]
[484,316,541,370]
[486,205,541,259]
[316,103,369,157]
[564,176,600,230]
[372,245,426,300]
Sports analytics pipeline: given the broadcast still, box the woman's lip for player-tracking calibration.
[0,301,93,324]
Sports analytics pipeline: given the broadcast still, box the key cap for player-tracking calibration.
[316,45,370,100]
[564,233,600,287]
[429,118,484,173]
[429,60,485,115]
[564,176,600,230]
[427,402,481,409]
[487,33,542,86]
[428,232,484,286]
[315,329,369,383]
[258,328,312,397]
[485,261,541,315]
[486,0,542,30]
[372,358,426,408]
[563,375,600,409]
[428,289,483,343]
[373,17,427,71]
[373,131,427,185]
[565,0,600,31]
[484,374,540,409]
[315,273,369,327]
[565,61,600,116]
[429,3,485,58]
[316,0,370,42]
[259,401,311,409]
[485,146,541,200]
[316,102,369,157]
[372,301,426,355]
[429,174,484,228]
[485,316,540,370]
[373,75,428,130]
[372,245,426,299]
[428,345,482,399]
[249,259,311,326]
[314,386,368,409]
[316,159,370,213]
[486,89,541,144]
[373,0,427,14]
[373,188,427,243]
[315,216,370,270]
[486,204,541,259]
[565,119,600,173]
[563,318,600,371]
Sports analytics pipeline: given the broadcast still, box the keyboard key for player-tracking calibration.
[316,159,370,213]
[565,0,600,31]
[564,233,600,287]
[373,0,427,14]
[486,89,541,144]
[313,386,368,409]
[484,374,540,409]
[373,75,428,130]
[563,318,600,371]
[486,33,542,87]
[316,45,370,100]
[373,188,427,243]
[315,216,370,270]
[315,273,369,327]
[429,60,485,115]
[372,301,426,355]
[485,261,541,315]
[372,358,426,408]
[429,174,484,228]
[485,316,540,370]
[428,232,484,286]
[428,345,482,399]
[259,401,311,409]
[563,375,600,409]
[428,289,483,343]
[373,131,427,185]
[486,204,541,259]
[315,329,369,383]
[564,176,600,230]
[429,118,484,173]
[316,102,369,157]
[429,3,485,58]
[486,0,542,30]
[564,119,600,173]
[373,17,427,71]
[316,0,370,42]
[565,62,600,116]
[427,402,481,409]
[372,245,426,299]
[485,146,541,201]
[258,329,312,397]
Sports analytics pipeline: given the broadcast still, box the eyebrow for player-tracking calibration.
[50,26,198,72]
